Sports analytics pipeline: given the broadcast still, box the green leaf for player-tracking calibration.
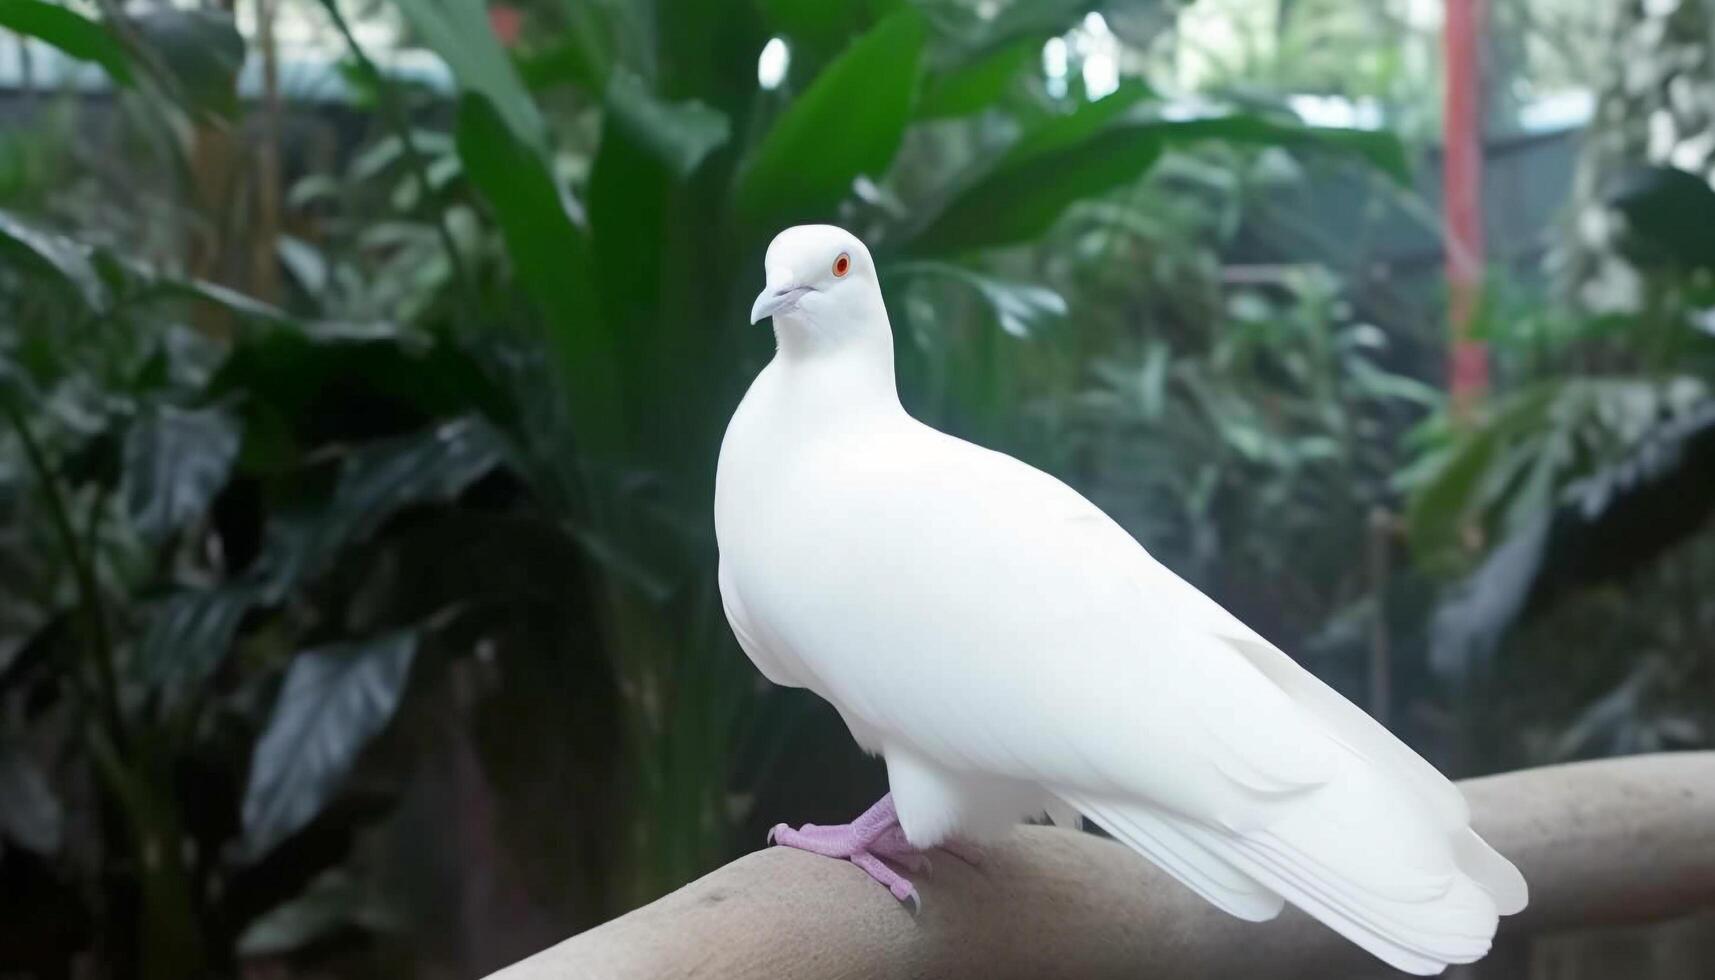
[160,277,296,323]
[346,130,453,183]
[1606,165,1715,271]
[736,9,926,228]
[0,741,61,855]
[456,93,622,450]
[133,6,245,119]
[586,86,670,433]
[917,39,1036,119]
[0,210,108,312]
[1346,357,1442,408]
[251,417,510,600]
[324,418,508,541]
[237,869,402,957]
[1404,386,1555,565]
[122,404,242,547]
[586,75,727,458]
[1429,400,1715,679]
[0,0,132,85]
[604,71,730,180]
[67,238,302,325]
[133,585,257,694]
[909,108,1408,254]
[389,0,545,150]
[1002,80,1155,166]
[1127,113,1408,182]
[242,631,417,860]
[909,120,1164,254]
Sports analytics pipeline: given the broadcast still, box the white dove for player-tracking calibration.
[715,224,1526,975]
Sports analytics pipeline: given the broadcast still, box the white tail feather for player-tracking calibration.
[1064,748,1512,976]
[1067,794,1284,922]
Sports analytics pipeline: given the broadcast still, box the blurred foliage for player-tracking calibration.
[1398,0,1715,773]
[4,0,1713,977]
[0,208,621,977]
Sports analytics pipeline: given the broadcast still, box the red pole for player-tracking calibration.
[1444,0,1487,416]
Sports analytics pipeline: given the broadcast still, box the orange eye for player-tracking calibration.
[832,252,851,278]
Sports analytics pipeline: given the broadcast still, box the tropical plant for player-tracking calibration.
[1,0,1415,974]
[0,202,638,975]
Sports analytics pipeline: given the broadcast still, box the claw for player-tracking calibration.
[901,886,921,913]
[766,794,958,913]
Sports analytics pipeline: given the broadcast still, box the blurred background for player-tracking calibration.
[1,0,1712,976]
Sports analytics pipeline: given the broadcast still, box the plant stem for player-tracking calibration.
[86,726,208,980]
[3,401,125,745]
[252,0,284,303]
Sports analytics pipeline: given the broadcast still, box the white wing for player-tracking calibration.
[721,422,1524,975]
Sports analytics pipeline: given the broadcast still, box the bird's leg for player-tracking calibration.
[767,793,932,907]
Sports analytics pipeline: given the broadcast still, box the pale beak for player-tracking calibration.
[750,280,813,324]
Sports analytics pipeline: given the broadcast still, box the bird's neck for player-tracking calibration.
[771,310,903,416]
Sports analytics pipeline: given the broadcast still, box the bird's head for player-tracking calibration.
[749,225,883,334]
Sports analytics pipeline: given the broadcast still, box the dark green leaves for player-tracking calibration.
[0,741,62,854]
[122,404,242,547]
[916,40,1036,119]
[237,870,401,956]
[2,209,307,324]
[455,94,622,449]
[317,417,509,544]
[908,103,1410,255]
[603,71,731,180]
[1002,80,1156,165]
[133,585,256,694]
[1605,165,1715,272]
[1403,379,1696,568]
[253,417,510,598]
[911,127,1162,254]
[0,210,108,312]
[0,1,131,85]
[736,9,927,227]
[585,73,730,461]
[242,631,417,859]
[1131,114,1408,182]
[1429,401,1715,678]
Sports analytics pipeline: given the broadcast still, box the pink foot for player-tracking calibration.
[767,794,930,909]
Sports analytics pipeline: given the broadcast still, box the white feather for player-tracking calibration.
[717,225,1526,975]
